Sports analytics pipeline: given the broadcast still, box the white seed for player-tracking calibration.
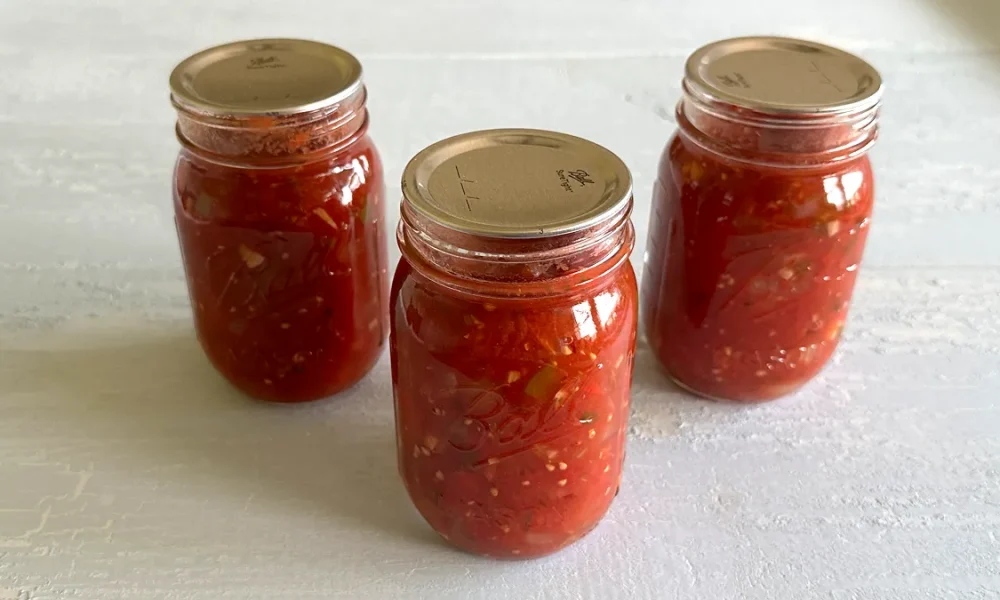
[507,371,521,383]
[425,435,439,451]
[483,303,496,312]
[511,549,520,555]
[280,323,290,330]
[561,346,573,355]
[501,525,510,533]
[604,465,610,473]
[435,471,444,481]
[412,445,420,458]
[522,480,530,486]
[558,462,567,471]
[589,429,597,439]
[557,479,568,487]
[263,379,273,385]
[490,488,499,497]
[238,244,265,269]
[547,450,558,459]
[545,464,556,472]
[420,446,431,456]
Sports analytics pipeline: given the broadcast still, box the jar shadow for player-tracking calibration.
[627,338,778,440]
[1,321,438,549]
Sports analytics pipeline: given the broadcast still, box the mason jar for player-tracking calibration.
[170,39,387,403]
[641,37,882,402]
[391,129,638,559]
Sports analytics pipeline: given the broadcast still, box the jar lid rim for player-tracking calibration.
[169,38,364,117]
[685,36,883,116]
[401,128,633,240]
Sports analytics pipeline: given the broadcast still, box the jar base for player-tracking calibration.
[428,520,599,561]
[665,370,807,404]
[199,337,385,404]
[402,474,609,561]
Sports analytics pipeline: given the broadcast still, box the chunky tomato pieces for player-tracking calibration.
[642,132,874,402]
[391,259,637,558]
[174,137,387,402]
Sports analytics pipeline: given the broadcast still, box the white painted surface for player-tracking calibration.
[1,0,998,598]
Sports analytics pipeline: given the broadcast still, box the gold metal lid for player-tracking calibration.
[401,129,633,239]
[686,36,882,115]
[169,38,363,117]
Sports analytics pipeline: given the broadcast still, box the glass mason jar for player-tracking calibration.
[170,39,387,403]
[641,37,883,403]
[391,129,638,559]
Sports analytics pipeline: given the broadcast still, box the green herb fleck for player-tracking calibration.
[194,193,215,219]
[524,365,564,401]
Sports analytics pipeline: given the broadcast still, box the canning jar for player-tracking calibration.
[641,37,882,402]
[391,129,638,559]
[170,39,387,403]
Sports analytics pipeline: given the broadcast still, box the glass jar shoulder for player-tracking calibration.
[659,131,875,233]
[173,134,384,229]
[391,259,637,366]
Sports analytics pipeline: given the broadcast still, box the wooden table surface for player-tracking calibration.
[1,1,998,598]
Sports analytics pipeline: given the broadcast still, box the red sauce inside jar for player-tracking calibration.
[391,129,638,558]
[640,37,882,402]
[170,40,387,402]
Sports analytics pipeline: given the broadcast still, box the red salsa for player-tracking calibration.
[391,129,638,558]
[170,39,387,402]
[641,37,882,402]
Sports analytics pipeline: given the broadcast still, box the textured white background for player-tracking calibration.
[1,1,999,599]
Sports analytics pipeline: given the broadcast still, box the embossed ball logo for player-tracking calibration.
[445,365,599,465]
